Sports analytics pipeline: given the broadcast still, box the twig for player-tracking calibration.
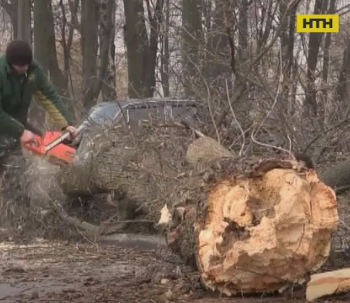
[302,116,350,153]
[180,38,221,143]
[225,79,245,156]
[340,219,350,232]
[250,44,293,157]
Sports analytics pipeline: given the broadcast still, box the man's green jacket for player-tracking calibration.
[0,54,73,141]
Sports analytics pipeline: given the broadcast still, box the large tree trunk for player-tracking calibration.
[56,121,339,294]
[205,0,230,82]
[0,0,18,38]
[33,0,67,129]
[16,0,31,43]
[304,0,329,118]
[81,0,99,109]
[98,0,117,101]
[58,0,79,116]
[181,0,202,97]
[123,0,150,98]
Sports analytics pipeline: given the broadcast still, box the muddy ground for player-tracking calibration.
[1,215,350,303]
[1,169,350,302]
[0,236,304,303]
[0,237,307,303]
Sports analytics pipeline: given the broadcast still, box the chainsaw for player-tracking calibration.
[21,124,84,167]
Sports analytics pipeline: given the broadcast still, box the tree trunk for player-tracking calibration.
[0,0,18,38]
[160,0,170,97]
[205,0,230,82]
[123,0,150,98]
[17,0,31,43]
[98,0,117,101]
[144,0,164,97]
[81,0,99,109]
[334,38,350,120]
[304,0,329,118]
[181,0,202,97]
[58,0,79,116]
[56,122,338,294]
[33,0,67,129]
[279,0,297,117]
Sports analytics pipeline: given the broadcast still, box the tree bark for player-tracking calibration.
[16,0,31,43]
[81,0,99,109]
[0,0,18,38]
[33,0,67,129]
[205,0,230,82]
[123,0,149,98]
[98,0,117,101]
[160,0,170,97]
[304,0,329,118]
[181,0,202,97]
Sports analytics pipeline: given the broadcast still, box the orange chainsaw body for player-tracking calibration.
[22,131,76,166]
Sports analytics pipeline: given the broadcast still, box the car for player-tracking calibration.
[73,98,202,162]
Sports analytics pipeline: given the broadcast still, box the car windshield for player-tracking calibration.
[124,104,199,127]
[86,103,120,127]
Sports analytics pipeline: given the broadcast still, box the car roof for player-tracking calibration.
[88,98,198,114]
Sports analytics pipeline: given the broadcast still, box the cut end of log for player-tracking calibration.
[166,157,339,296]
[306,268,350,301]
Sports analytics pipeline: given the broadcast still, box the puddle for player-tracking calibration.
[98,233,167,249]
[0,281,68,300]
[0,283,19,299]
[0,235,171,302]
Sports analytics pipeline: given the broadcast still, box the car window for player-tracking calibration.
[87,104,119,127]
[124,105,199,126]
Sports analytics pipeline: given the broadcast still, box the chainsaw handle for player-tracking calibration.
[58,131,71,142]
[44,124,85,153]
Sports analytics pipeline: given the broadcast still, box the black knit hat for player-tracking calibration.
[6,40,33,66]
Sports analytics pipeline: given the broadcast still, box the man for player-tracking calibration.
[0,39,77,154]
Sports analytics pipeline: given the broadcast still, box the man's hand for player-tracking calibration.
[65,125,78,139]
[20,129,36,145]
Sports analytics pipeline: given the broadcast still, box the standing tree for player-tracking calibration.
[97,0,117,101]
[33,0,67,128]
[181,0,202,97]
[123,0,164,98]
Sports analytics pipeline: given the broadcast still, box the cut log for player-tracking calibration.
[306,268,350,301]
[164,157,339,295]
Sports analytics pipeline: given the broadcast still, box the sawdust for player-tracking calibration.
[23,151,65,208]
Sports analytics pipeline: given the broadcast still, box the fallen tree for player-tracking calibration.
[319,158,350,194]
[0,116,340,294]
[163,153,339,295]
[54,122,339,295]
